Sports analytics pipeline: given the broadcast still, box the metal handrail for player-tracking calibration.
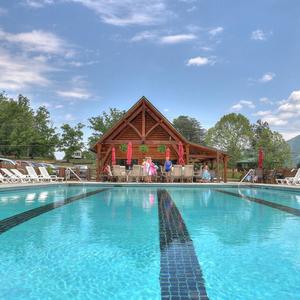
[66,167,82,182]
[240,169,255,183]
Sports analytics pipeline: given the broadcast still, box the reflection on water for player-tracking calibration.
[0,187,160,300]
[168,187,287,246]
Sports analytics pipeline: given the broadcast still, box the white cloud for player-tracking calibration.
[231,100,255,111]
[55,104,64,109]
[24,0,171,26]
[57,88,91,100]
[0,48,51,91]
[253,110,272,117]
[160,34,196,44]
[255,90,300,139]
[259,97,273,104]
[131,31,157,42]
[0,28,73,56]
[260,72,275,83]
[209,26,223,36]
[251,29,267,41]
[186,56,215,66]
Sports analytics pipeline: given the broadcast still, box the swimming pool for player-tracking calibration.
[1,184,300,299]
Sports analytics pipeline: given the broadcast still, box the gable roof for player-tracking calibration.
[91,96,227,156]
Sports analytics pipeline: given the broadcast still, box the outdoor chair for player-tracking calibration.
[38,167,64,182]
[11,169,32,183]
[276,168,300,185]
[0,172,13,183]
[0,168,21,183]
[128,165,142,182]
[112,165,127,182]
[26,166,43,182]
[182,165,194,182]
[171,165,183,182]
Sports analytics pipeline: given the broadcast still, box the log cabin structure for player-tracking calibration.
[91,96,229,181]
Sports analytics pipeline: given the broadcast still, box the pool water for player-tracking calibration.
[1,185,300,299]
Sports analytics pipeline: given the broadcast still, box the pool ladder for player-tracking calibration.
[240,169,255,183]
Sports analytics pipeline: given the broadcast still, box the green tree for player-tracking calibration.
[205,113,253,169]
[0,93,59,158]
[173,116,206,144]
[0,94,35,157]
[251,120,291,169]
[30,106,59,158]
[88,108,126,145]
[59,123,85,160]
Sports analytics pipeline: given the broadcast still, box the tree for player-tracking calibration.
[0,93,59,158]
[0,94,36,157]
[251,120,291,169]
[173,116,206,144]
[205,113,253,169]
[30,106,59,158]
[88,108,126,145]
[59,123,85,160]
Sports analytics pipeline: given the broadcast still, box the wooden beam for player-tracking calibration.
[127,122,142,138]
[142,103,145,139]
[105,140,179,145]
[223,156,228,183]
[216,151,220,182]
[145,123,160,137]
[145,108,182,142]
[101,145,113,169]
[186,144,190,164]
[106,107,143,141]
[96,144,102,182]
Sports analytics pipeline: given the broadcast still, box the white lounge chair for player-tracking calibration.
[11,169,32,183]
[182,165,194,182]
[0,172,12,183]
[38,167,64,182]
[171,165,183,182]
[112,165,127,182]
[26,166,43,182]
[276,168,300,185]
[0,168,20,183]
[128,165,142,182]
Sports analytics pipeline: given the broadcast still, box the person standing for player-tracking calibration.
[164,159,172,182]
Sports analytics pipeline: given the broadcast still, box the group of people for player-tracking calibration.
[103,157,212,182]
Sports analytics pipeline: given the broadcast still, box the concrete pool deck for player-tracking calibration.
[0,181,300,191]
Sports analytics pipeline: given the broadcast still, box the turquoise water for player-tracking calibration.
[168,187,300,299]
[1,185,300,299]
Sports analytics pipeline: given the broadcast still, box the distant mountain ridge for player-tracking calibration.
[287,135,300,166]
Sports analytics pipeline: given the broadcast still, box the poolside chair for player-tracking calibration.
[171,165,183,182]
[182,165,194,182]
[38,166,64,182]
[0,168,20,183]
[276,168,300,185]
[112,165,127,182]
[0,172,12,183]
[128,165,142,182]
[11,169,32,183]
[26,166,43,182]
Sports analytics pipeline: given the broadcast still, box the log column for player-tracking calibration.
[185,144,190,164]
[216,152,220,182]
[223,156,228,183]
[96,143,102,182]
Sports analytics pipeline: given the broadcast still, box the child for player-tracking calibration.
[164,159,172,182]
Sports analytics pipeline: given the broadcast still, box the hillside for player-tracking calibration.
[288,135,300,166]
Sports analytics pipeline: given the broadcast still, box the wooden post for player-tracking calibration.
[223,156,228,183]
[216,152,220,182]
[186,144,190,164]
[142,103,146,141]
[96,143,102,182]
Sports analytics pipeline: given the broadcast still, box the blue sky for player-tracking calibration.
[1,0,300,147]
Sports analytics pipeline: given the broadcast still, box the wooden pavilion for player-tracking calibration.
[91,96,229,181]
